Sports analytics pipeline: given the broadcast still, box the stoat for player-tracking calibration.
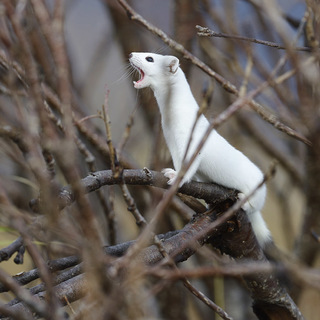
[129,52,271,247]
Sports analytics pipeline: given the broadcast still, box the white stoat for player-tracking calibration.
[129,52,271,247]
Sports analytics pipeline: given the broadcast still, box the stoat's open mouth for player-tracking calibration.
[135,68,145,85]
[130,62,145,87]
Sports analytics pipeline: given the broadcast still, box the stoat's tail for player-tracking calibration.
[248,211,272,248]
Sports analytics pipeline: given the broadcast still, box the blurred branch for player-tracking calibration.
[237,114,304,185]
[0,237,23,263]
[104,0,159,129]
[0,268,49,319]
[182,278,233,320]
[0,48,134,170]
[1,203,305,320]
[174,0,202,75]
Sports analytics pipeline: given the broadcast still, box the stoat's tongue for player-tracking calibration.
[133,68,145,88]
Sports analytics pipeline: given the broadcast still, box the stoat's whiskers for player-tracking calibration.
[111,63,135,86]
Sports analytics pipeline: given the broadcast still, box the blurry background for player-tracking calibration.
[0,0,319,319]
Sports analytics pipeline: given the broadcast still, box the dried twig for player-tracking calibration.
[101,91,147,227]
[196,25,314,52]
[183,279,233,320]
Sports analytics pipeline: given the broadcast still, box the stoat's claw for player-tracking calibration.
[162,168,177,185]
[238,192,251,211]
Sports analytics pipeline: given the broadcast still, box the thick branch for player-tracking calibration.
[29,169,238,211]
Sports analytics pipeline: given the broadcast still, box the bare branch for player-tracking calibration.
[196,25,314,52]
[0,237,23,263]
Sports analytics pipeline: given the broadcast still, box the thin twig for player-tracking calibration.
[0,237,23,263]
[101,90,117,173]
[183,279,233,320]
[196,25,314,52]
[101,90,147,227]
[117,105,138,159]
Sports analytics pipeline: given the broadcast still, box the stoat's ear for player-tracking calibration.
[168,57,179,74]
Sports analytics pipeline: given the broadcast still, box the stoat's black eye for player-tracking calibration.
[145,56,154,62]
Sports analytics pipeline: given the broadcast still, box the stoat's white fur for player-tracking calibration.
[129,52,271,247]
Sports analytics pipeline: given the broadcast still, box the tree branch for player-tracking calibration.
[29,169,238,212]
[196,25,313,52]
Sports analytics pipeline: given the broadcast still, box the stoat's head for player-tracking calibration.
[129,52,180,90]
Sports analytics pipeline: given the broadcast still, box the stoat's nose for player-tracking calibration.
[129,53,133,58]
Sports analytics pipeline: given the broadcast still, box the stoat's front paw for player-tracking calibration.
[162,168,177,185]
[238,193,251,212]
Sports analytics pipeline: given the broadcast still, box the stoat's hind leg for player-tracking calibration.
[162,168,177,185]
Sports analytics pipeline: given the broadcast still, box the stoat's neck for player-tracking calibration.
[153,69,199,127]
